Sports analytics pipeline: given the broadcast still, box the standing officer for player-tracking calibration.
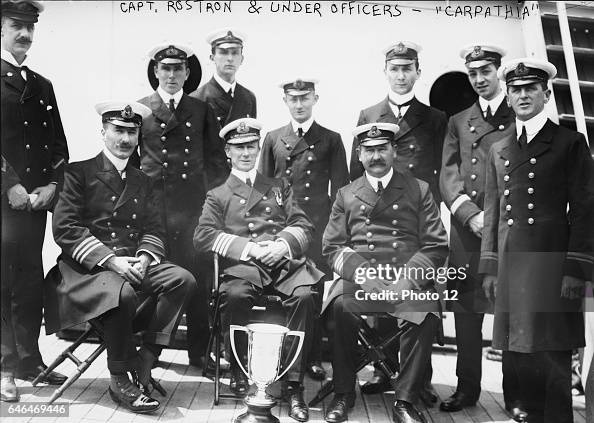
[1,0,68,401]
[349,41,446,202]
[259,78,349,380]
[322,122,448,423]
[137,43,229,367]
[439,44,525,417]
[195,118,324,422]
[349,41,446,398]
[49,101,195,413]
[480,58,593,423]
[191,28,256,128]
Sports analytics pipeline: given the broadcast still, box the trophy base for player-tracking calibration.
[234,403,279,423]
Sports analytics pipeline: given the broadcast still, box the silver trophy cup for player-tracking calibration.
[230,323,304,423]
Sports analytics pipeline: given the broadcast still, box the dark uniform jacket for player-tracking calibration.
[258,121,350,273]
[322,171,448,324]
[194,172,324,296]
[47,152,166,333]
[1,59,69,209]
[191,77,257,128]
[137,91,229,268]
[349,97,447,202]
[479,119,593,352]
[440,100,515,312]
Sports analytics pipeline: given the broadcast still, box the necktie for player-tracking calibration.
[377,181,384,196]
[485,105,493,120]
[390,99,413,120]
[20,65,28,82]
[297,128,304,138]
[246,177,252,188]
[518,125,527,149]
[168,98,175,113]
[227,88,233,98]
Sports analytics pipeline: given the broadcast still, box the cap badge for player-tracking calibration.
[472,46,482,58]
[294,79,305,90]
[367,126,381,138]
[237,122,249,134]
[165,45,178,56]
[121,105,134,119]
[515,62,529,76]
[396,42,407,54]
[225,30,234,39]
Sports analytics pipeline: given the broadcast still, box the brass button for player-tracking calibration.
[267,219,273,223]
[24,121,28,126]
[505,160,510,167]
[181,173,187,180]
[370,258,377,264]
[161,136,166,142]
[365,219,371,225]
[304,197,310,201]
[113,211,118,217]
[528,203,534,210]
[111,195,116,202]
[309,145,314,149]
[368,244,375,251]
[392,219,398,225]
[391,257,397,263]
[506,204,512,211]
[248,223,255,229]
[251,233,258,238]
[133,198,138,204]
[392,242,398,249]
[126,224,131,229]
[527,187,534,194]
[392,204,399,210]
[129,233,135,239]
[265,207,271,213]
[240,199,246,205]
[160,123,166,128]
[107,222,112,226]
[472,142,477,148]
[25,144,30,149]
[131,214,137,220]
[185,136,190,141]
[504,175,509,182]
[470,174,477,180]
[286,157,291,161]
[262,196,268,200]
[504,189,510,196]
[245,212,250,217]
[162,149,167,155]
[528,172,534,179]
[307,156,313,162]
[471,158,477,164]
[44,145,48,150]
[186,122,192,127]
[530,158,536,165]
[184,148,190,154]
[42,168,47,173]
[471,190,477,197]
[305,182,310,188]
[25,167,31,173]
[470,127,476,133]
[408,163,414,169]
[528,218,534,225]
[285,169,291,175]
[498,125,505,130]
[366,232,372,238]
[113,246,117,251]
[306,170,311,175]
[40,100,44,105]
[163,162,168,168]
[111,232,117,239]
[7,72,13,77]
[409,144,415,150]
[391,230,397,236]
[183,161,188,167]
[360,205,366,211]
[507,219,514,226]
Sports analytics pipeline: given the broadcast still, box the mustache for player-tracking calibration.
[16,37,32,44]
[369,159,386,166]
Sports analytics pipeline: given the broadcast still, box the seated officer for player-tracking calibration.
[194,118,324,422]
[49,101,195,413]
[322,123,448,423]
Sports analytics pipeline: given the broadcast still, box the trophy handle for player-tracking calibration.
[229,325,250,379]
[275,330,305,381]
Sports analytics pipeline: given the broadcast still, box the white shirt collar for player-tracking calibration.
[214,73,237,95]
[157,86,183,108]
[365,167,394,192]
[515,109,549,143]
[1,49,27,67]
[102,148,129,172]
[231,167,257,184]
[291,116,315,135]
[478,89,505,116]
[388,89,415,106]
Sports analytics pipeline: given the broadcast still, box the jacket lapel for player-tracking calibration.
[393,98,424,142]
[278,124,304,156]
[247,173,273,211]
[370,174,406,217]
[1,59,25,93]
[21,70,41,101]
[175,94,193,123]
[467,102,496,143]
[227,173,251,205]
[149,92,178,135]
[354,177,380,209]
[502,120,554,174]
[377,97,399,125]
[95,153,125,195]
[114,166,142,210]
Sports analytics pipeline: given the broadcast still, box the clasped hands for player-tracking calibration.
[247,239,288,267]
[105,253,152,287]
[7,183,55,211]
[357,273,414,304]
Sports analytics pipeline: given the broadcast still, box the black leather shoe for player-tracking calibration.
[1,376,19,402]
[439,391,477,412]
[360,372,392,394]
[109,377,160,413]
[306,360,326,381]
[286,384,309,422]
[505,400,528,422]
[392,400,427,423]
[17,365,67,385]
[324,393,354,423]
[419,383,438,406]
[229,364,249,396]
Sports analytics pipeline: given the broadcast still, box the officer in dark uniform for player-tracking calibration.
[190,28,256,128]
[439,44,524,417]
[349,41,446,398]
[1,0,68,402]
[259,78,349,380]
[322,122,448,423]
[479,58,593,423]
[49,101,195,413]
[195,118,324,422]
[137,43,229,366]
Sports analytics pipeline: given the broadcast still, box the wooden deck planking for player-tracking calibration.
[3,332,588,423]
